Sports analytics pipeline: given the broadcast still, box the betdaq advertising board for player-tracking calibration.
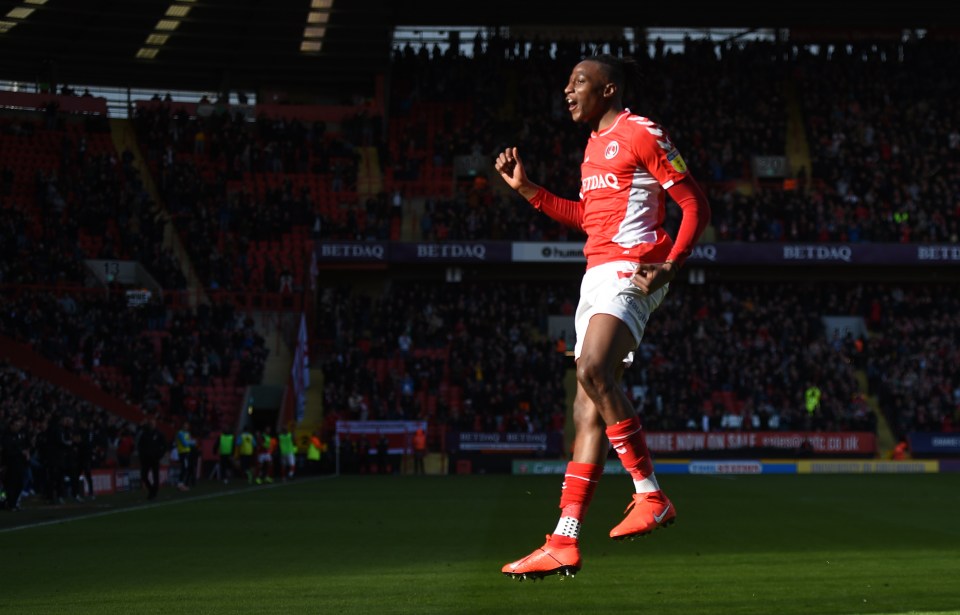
[511,460,797,475]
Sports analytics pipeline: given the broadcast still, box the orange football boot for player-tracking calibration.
[501,535,581,580]
[609,490,676,540]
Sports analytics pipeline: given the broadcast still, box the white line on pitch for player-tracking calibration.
[0,475,337,534]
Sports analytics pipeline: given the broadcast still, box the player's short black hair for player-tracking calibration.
[584,54,641,106]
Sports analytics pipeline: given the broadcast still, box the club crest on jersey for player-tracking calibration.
[667,149,688,173]
[604,141,619,159]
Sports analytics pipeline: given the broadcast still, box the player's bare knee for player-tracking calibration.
[576,359,615,399]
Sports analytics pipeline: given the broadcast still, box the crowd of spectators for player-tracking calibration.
[92,34,959,292]
[0,289,268,435]
[387,33,959,246]
[0,111,188,290]
[131,103,383,290]
[793,39,960,244]
[133,101,366,183]
[317,278,937,442]
[863,283,959,436]
[623,280,871,434]
[0,360,140,510]
[331,32,956,440]
[4,31,960,498]
[0,104,282,508]
[318,280,573,438]
[10,34,949,295]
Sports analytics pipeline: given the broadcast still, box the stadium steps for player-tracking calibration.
[293,366,326,442]
[261,320,294,387]
[110,117,206,307]
[855,369,897,457]
[303,366,326,427]
[243,310,308,388]
[783,80,813,186]
[405,196,426,240]
[356,146,382,200]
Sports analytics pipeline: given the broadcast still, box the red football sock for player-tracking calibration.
[559,461,603,518]
[606,416,654,481]
[549,462,602,545]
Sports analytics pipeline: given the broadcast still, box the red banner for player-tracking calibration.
[646,431,875,455]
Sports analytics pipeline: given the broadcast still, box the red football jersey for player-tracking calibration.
[531,109,692,268]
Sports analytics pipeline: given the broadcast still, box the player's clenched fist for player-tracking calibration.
[630,262,676,295]
[494,147,539,199]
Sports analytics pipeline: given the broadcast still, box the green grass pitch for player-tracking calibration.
[1,473,959,614]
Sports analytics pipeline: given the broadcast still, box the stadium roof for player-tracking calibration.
[0,0,954,97]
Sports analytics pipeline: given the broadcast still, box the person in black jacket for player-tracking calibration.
[60,415,81,502]
[137,416,166,501]
[1,417,30,511]
[41,416,67,504]
[74,418,98,500]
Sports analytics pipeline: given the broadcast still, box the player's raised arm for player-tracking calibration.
[495,146,584,231]
[494,147,540,200]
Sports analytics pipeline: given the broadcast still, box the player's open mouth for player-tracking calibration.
[566,98,577,111]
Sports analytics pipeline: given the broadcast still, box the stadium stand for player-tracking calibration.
[3,20,960,508]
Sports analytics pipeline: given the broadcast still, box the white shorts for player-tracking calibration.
[574,261,669,366]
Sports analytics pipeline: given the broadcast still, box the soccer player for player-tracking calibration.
[278,426,297,480]
[255,428,276,484]
[494,54,711,580]
[238,427,256,484]
[412,427,427,475]
[174,422,196,491]
[137,415,166,500]
[216,428,236,484]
